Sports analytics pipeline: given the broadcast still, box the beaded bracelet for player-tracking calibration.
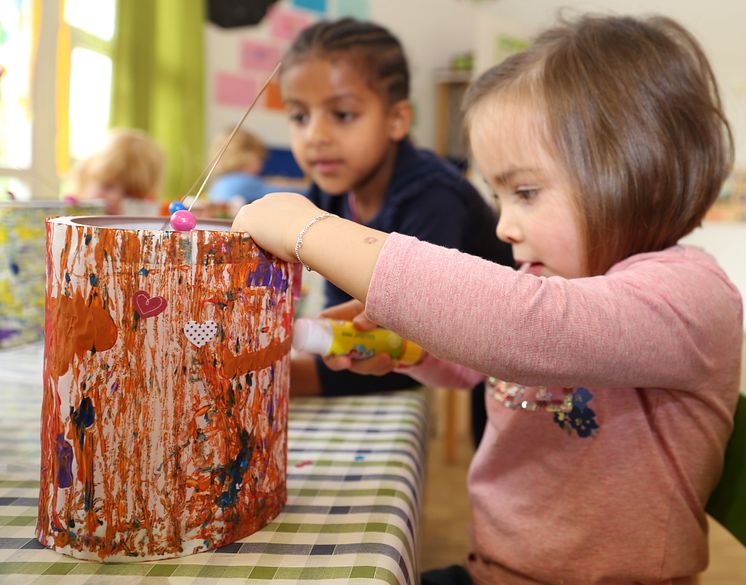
[294,212,335,271]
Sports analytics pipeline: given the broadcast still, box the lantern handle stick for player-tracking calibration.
[186,61,282,212]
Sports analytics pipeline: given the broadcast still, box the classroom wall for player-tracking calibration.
[206,0,746,166]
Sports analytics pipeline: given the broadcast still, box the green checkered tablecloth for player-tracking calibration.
[0,343,427,584]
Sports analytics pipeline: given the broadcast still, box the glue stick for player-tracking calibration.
[292,318,424,365]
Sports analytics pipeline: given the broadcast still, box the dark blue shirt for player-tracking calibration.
[306,139,514,396]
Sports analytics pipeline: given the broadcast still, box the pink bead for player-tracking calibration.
[170,210,197,232]
[62,195,78,205]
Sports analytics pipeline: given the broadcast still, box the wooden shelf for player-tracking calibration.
[434,68,473,84]
[434,69,473,161]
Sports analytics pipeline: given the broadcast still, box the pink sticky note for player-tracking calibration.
[241,40,281,72]
[268,6,313,40]
[215,73,258,108]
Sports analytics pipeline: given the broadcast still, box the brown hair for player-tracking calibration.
[280,18,410,105]
[71,128,165,200]
[210,128,267,177]
[463,14,733,276]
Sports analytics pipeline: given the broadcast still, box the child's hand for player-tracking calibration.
[323,352,396,376]
[320,299,376,331]
[231,193,322,262]
[320,299,398,376]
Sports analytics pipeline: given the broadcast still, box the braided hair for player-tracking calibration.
[281,18,410,105]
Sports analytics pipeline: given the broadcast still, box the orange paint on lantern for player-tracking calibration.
[46,290,118,377]
[38,218,294,562]
[221,337,292,379]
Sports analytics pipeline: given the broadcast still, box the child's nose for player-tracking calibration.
[496,211,521,244]
[305,115,332,145]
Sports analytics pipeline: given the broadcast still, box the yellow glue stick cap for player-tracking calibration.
[399,340,424,366]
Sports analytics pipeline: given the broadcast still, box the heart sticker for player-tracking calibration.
[184,320,218,348]
[133,290,167,318]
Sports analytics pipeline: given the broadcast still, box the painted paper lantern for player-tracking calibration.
[37,216,293,561]
[0,201,102,348]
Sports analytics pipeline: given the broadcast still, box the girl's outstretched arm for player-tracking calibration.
[231,193,387,303]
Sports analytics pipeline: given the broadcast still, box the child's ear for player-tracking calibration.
[387,100,413,141]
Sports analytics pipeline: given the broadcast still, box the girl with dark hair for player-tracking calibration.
[281,18,513,398]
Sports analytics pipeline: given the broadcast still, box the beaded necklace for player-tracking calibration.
[487,377,575,413]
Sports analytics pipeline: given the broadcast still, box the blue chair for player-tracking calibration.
[706,393,746,546]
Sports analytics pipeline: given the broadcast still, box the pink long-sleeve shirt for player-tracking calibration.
[366,233,742,585]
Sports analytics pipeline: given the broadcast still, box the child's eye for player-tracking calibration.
[288,111,308,125]
[515,187,539,200]
[334,111,356,122]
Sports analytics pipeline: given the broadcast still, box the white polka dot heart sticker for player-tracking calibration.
[184,320,218,348]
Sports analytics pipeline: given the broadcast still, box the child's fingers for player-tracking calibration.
[319,300,378,331]
[322,353,395,376]
[320,299,365,321]
[349,354,395,376]
[351,312,378,331]
[230,194,321,261]
[356,354,395,375]
[323,355,354,371]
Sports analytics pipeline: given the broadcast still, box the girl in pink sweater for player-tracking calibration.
[232,14,742,585]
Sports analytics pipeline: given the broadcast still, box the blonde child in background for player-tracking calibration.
[207,128,280,213]
[234,13,742,584]
[70,128,165,215]
[278,18,514,400]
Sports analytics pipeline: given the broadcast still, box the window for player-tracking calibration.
[0,0,116,201]
[65,0,115,41]
[0,0,33,200]
[64,0,116,161]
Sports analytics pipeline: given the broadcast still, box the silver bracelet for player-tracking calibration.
[294,213,335,271]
